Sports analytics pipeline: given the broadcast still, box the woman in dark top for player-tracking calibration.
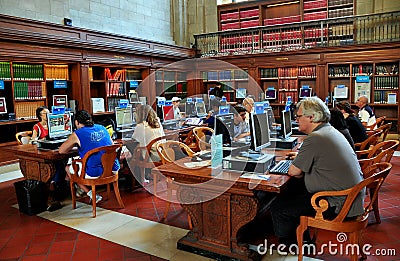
[329,108,355,150]
[336,101,368,143]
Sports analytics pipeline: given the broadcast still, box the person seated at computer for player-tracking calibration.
[232,106,250,142]
[242,97,254,124]
[30,106,50,142]
[355,95,376,128]
[171,97,182,120]
[336,100,368,143]
[203,97,221,129]
[59,110,120,204]
[329,108,355,150]
[209,83,224,99]
[270,97,364,247]
[131,104,165,162]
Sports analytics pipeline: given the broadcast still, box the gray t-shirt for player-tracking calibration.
[293,123,364,217]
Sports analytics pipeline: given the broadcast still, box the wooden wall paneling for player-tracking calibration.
[316,64,327,98]
[80,62,91,113]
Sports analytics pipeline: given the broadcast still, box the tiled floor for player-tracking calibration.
[0,154,400,261]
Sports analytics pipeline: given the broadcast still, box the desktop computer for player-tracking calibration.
[223,153,275,174]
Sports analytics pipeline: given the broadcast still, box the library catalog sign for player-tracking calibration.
[354,76,371,103]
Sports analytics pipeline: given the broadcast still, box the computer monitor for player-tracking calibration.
[162,105,174,121]
[249,112,271,152]
[47,112,73,140]
[265,107,274,131]
[214,113,234,146]
[129,92,139,103]
[265,88,277,100]
[195,102,207,117]
[185,99,196,117]
[280,109,292,139]
[299,87,312,98]
[115,106,133,128]
[236,88,247,99]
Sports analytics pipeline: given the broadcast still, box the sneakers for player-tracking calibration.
[87,190,102,203]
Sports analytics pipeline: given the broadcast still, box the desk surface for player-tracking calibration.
[6,144,77,160]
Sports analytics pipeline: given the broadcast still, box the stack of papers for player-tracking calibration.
[240,173,271,181]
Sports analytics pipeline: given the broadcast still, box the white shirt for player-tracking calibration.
[173,106,181,120]
[131,122,165,161]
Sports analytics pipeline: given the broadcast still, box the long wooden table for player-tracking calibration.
[6,144,77,183]
[152,156,290,260]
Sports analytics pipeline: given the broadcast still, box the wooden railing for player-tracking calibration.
[194,11,400,57]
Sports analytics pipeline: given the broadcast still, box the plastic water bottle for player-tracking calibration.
[325,96,329,106]
[285,96,292,112]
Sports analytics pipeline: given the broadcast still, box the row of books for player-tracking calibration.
[125,69,142,81]
[44,64,69,80]
[299,66,317,77]
[221,21,240,31]
[278,67,298,78]
[0,62,11,80]
[240,9,259,19]
[12,64,44,80]
[220,11,239,22]
[240,19,259,29]
[303,11,327,21]
[221,35,260,45]
[278,80,298,90]
[373,91,397,104]
[374,76,399,89]
[260,68,278,78]
[304,0,327,11]
[328,0,353,7]
[107,97,122,112]
[14,82,46,100]
[328,7,353,18]
[278,91,299,103]
[329,66,350,77]
[105,68,124,81]
[376,65,399,75]
[352,65,373,76]
[264,15,301,26]
[157,82,188,93]
[107,82,125,96]
[202,70,248,81]
[15,100,46,119]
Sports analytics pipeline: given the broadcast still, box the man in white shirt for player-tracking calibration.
[355,95,376,127]
[171,97,182,120]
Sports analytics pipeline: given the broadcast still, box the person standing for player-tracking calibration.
[270,97,364,246]
[209,83,224,99]
[336,101,368,143]
[355,95,376,128]
[59,110,120,204]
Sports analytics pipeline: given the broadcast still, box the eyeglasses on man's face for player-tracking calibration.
[239,113,246,118]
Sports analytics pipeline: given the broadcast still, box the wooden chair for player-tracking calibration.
[296,162,392,261]
[358,140,398,224]
[354,129,382,151]
[192,126,214,151]
[16,131,32,144]
[365,116,386,131]
[69,144,124,217]
[156,140,194,229]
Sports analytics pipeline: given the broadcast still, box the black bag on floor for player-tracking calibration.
[14,179,48,215]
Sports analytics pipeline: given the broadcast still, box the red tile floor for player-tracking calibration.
[1,157,400,260]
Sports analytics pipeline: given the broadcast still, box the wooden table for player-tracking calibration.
[152,157,290,260]
[6,144,77,183]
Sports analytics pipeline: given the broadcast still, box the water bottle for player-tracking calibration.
[285,96,292,112]
[325,96,329,106]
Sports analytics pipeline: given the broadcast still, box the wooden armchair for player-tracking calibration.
[296,162,392,261]
[354,129,382,151]
[156,140,194,229]
[365,116,386,131]
[69,144,124,217]
[16,131,32,144]
[192,126,214,151]
[358,140,398,224]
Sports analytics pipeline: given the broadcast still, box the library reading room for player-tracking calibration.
[1,0,400,260]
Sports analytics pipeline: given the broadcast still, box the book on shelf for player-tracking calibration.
[0,62,11,80]
[53,95,68,107]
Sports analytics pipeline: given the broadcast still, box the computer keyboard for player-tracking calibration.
[269,159,292,175]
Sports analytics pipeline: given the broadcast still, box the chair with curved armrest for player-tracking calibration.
[69,144,124,217]
[16,131,32,145]
[357,140,398,224]
[156,140,194,229]
[193,126,214,151]
[296,162,392,261]
[354,129,382,151]
[365,116,386,131]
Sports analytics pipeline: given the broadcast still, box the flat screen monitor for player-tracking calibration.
[265,89,277,100]
[47,112,73,140]
[185,101,196,117]
[236,88,247,99]
[299,87,312,98]
[280,109,292,139]
[195,102,207,117]
[115,106,133,128]
[249,112,270,152]
[129,92,139,103]
[265,107,274,130]
[214,113,234,146]
[162,105,174,121]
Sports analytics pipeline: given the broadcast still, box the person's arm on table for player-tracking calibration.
[59,133,80,154]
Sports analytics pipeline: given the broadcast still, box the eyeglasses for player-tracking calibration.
[239,113,246,117]
[295,114,304,119]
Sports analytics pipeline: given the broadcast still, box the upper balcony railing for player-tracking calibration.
[194,11,400,57]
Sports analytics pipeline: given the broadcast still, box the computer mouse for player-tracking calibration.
[191,156,202,162]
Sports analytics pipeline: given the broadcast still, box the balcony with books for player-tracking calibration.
[194,11,400,57]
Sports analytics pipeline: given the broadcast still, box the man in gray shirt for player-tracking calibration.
[270,97,364,246]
